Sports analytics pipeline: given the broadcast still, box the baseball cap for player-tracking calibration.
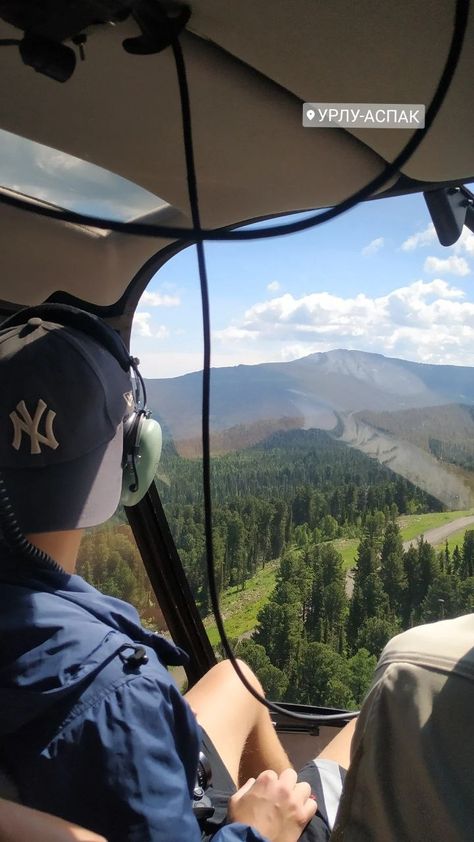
[0,316,134,533]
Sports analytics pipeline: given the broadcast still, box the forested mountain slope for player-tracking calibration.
[147,350,474,508]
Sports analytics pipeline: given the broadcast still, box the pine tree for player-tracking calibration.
[420,574,459,622]
[452,544,462,577]
[254,600,302,677]
[306,544,347,649]
[292,641,355,708]
[235,639,289,699]
[269,501,287,558]
[445,540,451,574]
[347,536,387,650]
[355,615,401,658]
[380,520,406,613]
[403,539,439,624]
[348,648,377,704]
[418,537,439,599]
[462,530,474,579]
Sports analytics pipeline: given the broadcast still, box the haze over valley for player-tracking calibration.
[146,349,474,509]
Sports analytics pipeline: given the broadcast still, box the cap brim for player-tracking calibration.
[2,424,123,533]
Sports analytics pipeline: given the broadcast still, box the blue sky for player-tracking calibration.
[131,191,474,378]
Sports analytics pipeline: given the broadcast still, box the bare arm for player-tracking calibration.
[0,799,107,842]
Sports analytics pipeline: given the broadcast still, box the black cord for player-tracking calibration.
[131,357,148,409]
[0,39,20,46]
[0,0,469,243]
[171,32,358,722]
[170,0,469,722]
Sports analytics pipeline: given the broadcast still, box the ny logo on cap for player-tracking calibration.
[10,399,59,455]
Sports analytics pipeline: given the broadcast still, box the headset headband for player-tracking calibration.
[1,304,133,372]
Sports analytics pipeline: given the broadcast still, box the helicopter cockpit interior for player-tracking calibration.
[1,0,474,836]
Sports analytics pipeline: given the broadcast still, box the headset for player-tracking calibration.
[0,302,163,508]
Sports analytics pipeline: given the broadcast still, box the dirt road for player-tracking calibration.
[402,515,474,551]
[345,514,474,596]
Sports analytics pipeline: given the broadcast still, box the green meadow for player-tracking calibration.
[203,509,474,646]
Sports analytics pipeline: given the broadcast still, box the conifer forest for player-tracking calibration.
[77,430,474,708]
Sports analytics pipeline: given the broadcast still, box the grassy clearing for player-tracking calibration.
[202,510,474,647]
[331,539,359,572]
[332,510,474,572]
[397,509,474,542]
[204,561,278,647]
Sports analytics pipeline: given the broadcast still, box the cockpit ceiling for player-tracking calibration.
[0,0,473,312]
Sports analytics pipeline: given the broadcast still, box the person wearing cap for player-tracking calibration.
[0,310,355,842]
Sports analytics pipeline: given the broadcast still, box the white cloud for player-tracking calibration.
[454,228,474,256]
[424,255,470,276]
[132,312,153,337]
[135,348,272,379]
[0,130,162,220]
[401,223,437,251]
[214,279,474,366]
[267,281,281,292]
[361,237,384,256]
[278,342,333,361]
[402,220,474,257]
[216,326,259,341]
[132,315,171,341]
[35,148,85,174]
[136,351,202,378]
[140,290,180,307]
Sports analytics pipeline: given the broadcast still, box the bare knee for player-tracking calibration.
[235,658,265,696]
[210,658,265,698]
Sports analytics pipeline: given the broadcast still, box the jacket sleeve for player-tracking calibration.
[211,824,268,842]
[60,673,270,842]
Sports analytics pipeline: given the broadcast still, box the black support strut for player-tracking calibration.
[126,482,216,687]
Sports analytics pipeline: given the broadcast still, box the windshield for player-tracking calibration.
[0,128,167,221]
[81,189,474,708]
[129,192,474,707]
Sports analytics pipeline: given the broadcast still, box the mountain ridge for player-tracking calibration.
[145,349,474,509]
[146,348,474,442]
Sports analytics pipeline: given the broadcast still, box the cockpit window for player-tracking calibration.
[131,192,474,707]
[0,128,168,221]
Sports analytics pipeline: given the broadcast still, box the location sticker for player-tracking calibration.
[303,102,425,128]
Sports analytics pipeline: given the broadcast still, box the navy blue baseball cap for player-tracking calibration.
[0,316,134,533]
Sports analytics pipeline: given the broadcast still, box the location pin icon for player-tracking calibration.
[306,109,315,121]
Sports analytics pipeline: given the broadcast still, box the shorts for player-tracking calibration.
[199,730,346,841]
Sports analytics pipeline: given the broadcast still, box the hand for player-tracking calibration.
[228,768,317,842]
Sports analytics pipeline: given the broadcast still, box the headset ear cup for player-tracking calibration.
[120,417,163,507]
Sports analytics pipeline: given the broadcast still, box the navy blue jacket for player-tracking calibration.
[0,550,266,842]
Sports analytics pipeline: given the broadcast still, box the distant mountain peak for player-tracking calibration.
[145,348,474,444]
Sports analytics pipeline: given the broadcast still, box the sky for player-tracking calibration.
[130,192,474,378]
[0,129,163,221]
[2,128,473,378]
